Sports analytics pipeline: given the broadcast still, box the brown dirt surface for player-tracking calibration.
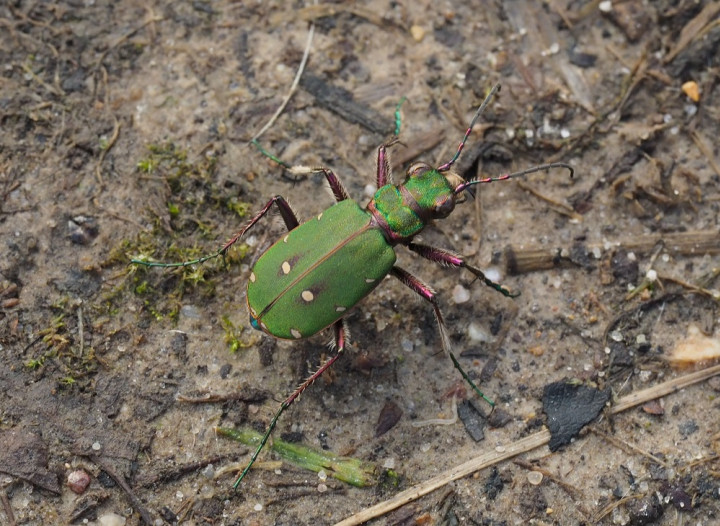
[1,1,719,525]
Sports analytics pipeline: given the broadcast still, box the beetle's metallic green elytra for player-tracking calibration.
[246,199,396,339]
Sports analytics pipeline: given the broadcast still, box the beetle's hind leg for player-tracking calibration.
[390,267,494,407]
[233,319,348,488]
[407,242,519,298]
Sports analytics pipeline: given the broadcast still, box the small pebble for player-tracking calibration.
[527,471,543,485]
[98,513,126,526]
[67,469,91,494]
[452,284,470,304]
[681,80,700,102]
[254,503,263,511]
[180,304,200,319]
[410,25,426,42]
[91,441,102,451]
[468,322,490,342]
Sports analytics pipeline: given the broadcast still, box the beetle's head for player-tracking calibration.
[403,161,460,218]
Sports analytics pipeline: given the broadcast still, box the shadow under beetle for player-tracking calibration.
[132,83,574,488]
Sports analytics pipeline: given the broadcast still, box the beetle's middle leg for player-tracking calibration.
[390,266,494,407]
[130,195,301,268]
[217,195,300,258]
[233,319,348,488]
[407,242,519,298]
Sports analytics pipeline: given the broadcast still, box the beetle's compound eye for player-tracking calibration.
[406,162,431,178]
[434,195,455,217]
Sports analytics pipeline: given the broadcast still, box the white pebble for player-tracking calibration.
[452,284,470,304]
[528,471,543,485]
[468,322,490,342]
[98,513,126,526]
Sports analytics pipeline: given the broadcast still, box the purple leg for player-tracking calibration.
[407,242,517,298]
[376,138,400,187]
[390,267,494,405]
[391,266,451,352]
[133,195,300,268]
[234,319,347,488]
[219,195,299,256]
[292,166,349,203]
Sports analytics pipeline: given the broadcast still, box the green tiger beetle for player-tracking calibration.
[132,83,573,489]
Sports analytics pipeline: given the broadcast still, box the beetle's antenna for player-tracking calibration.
[251,139,293,170]
[437,83,501,173]
[394,96,407,137]
[454,162,574,195]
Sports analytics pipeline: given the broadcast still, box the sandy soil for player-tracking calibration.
[1,1,719,525]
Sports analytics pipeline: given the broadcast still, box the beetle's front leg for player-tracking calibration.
[407,242,519,298]
[376,137,400,187]
[289,165,350,203]
[390,266,494,407]
[233,319,348,488]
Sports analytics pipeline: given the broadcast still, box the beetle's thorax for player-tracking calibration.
[367,165,457,245]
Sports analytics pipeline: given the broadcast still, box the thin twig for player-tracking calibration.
[588,427,670,468]
[96,113,121,185]
[515,180,583,220]
[690,130,720,178]
[1,491,17,526]
[334,364,720,526]
[249,22,315,143]
[89,455,154,525]
[77,301,84,359]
